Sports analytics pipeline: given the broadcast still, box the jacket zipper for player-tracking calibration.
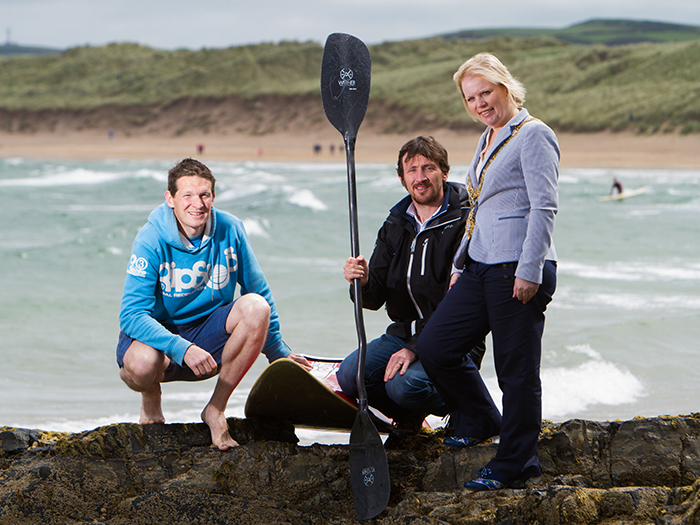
[404,209,464,333]
[420,238,429,276]
[406,236,424,320]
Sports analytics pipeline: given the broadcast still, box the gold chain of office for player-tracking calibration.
[465,117,540,239]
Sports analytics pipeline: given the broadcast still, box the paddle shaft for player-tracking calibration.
[344,131,369,411]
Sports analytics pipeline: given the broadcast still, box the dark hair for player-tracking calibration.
[396,136,450,179]
[167,158,216,196]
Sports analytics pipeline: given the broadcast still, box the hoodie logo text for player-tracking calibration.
[156,247,238,297]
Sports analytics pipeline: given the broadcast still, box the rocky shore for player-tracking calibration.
[2,415,700,524]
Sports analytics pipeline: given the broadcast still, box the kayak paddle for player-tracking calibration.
[320,33,390,520]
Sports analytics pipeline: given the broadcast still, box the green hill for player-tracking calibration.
[2,20,700,135]
[443,19,700,46]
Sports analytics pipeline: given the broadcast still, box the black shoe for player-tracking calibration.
[389,411,427,440]
[389,411,429,441]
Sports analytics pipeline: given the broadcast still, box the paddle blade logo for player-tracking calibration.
[361,466,375,486]
[339,68,356,90]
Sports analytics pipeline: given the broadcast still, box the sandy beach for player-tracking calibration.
[1,126,700,169]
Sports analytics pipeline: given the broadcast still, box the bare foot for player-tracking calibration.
[201,404,239,450]
[139,384,165,425]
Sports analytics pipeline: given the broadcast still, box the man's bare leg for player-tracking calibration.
[201,294,270,450]
[139,382,165,424]
[120,341,168,425]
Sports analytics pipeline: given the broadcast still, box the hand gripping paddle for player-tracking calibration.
[321,33,390,520]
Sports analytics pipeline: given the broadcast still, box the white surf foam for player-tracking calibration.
[241,218,271,238]
[215,184,268,201]
[67,203,158,212]
[483,344,644,421]
[287,189,328,211]
[559,260,700,282]
[561,167,700,185]
[37,413,139,433]
[0,168,125,187]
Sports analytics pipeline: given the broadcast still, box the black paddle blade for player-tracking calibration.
[349,410,390,520]
[321,33,371,140]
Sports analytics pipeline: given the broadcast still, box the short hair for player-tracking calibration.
[167,158,216,196]
[396,136,450,179]
[453,53,526,121]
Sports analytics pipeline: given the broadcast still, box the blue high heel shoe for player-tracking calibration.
[463,468,506,491]
[443,435,481,448]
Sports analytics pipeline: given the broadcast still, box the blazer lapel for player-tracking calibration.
[477,109,530,188]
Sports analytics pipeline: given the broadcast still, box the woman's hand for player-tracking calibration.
[449,272,461,290]
[513,277,539,304]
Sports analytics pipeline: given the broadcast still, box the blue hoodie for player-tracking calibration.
[119,203,290,366]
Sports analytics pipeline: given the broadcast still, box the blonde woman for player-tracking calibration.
[417,53,559,491]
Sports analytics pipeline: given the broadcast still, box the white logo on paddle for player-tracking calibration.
[362,466,375,486]
[338,68,356,89]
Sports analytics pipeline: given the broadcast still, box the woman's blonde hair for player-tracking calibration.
[453,53,526,121]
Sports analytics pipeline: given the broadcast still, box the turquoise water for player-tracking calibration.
[1,157,699,443]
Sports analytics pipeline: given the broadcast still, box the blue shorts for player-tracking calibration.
[116,302,234,383]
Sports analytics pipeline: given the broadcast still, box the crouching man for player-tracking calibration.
[116,158,308,449]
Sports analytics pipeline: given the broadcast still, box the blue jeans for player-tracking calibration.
[336,333,448,422]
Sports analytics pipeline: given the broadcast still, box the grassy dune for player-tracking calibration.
[2,31,700,134]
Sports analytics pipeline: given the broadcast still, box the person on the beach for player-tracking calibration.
[417,53,559,491]
[116,158,309,450]
[336,136,485,438]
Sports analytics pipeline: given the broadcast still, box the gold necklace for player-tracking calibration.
[465,117,538,239]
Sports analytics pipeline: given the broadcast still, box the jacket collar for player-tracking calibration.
[390,183,457,232]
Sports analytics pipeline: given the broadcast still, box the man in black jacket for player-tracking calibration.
[336,136,484,435]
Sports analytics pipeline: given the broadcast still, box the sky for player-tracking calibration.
[3,0,700,50]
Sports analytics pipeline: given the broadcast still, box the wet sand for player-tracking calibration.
[1,128,699,168]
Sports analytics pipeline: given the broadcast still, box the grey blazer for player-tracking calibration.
[455,108,559,284]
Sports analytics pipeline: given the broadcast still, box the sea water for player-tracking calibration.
[1,157,699,445]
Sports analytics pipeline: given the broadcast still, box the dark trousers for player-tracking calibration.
[417,260,556,482]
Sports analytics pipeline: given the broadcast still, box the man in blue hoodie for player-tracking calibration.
[117,158,308,450]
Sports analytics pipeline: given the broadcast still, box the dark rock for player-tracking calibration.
[0,428,41,454]
[1,415,699,524]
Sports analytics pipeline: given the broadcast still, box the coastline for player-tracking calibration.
[1,128,700,168]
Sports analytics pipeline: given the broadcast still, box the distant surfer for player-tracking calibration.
[116,158,309,450]
[610,177,624,195]
[336,136,485,439]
